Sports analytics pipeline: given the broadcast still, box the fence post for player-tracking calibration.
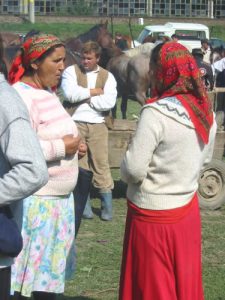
[29,0,35,24]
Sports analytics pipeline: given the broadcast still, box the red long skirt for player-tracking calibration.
[119,195,204,300]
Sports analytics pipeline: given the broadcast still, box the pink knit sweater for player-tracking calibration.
[13,82,79,196]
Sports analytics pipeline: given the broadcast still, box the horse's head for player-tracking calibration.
[97,24,115,49]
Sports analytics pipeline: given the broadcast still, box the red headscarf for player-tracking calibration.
[146,42,213,144]
[8,33,64,85]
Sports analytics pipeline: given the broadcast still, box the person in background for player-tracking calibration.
[0,36,48,300]
[192,48,214,91]
[162,35,171,43]
[8,33,86,300]
[211,56,225,125]
[201,38,211,64]
[61,41,117,221]
[142,35,156,44]
[171,33,179,42]
[119,42,216,300]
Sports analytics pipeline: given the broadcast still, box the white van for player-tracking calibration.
[134,22,210,51]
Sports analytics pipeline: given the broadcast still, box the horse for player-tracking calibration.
[64,24,153,119]
[124,42,155,58]
[2,22,115,73]
[0,32,23,47]
[114,32,133,50]
[107,51,152,119]
[64,20,116,68]
[2,23,152,120]
[103,42,155,119]
[1,30,41,73]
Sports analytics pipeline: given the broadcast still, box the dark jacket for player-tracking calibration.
[194,56,214,90]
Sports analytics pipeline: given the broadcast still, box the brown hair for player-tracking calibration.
[81,41,102,58]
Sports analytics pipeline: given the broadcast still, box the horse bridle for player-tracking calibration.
[66,47,81,60]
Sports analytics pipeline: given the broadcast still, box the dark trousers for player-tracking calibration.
[0,266,11,300]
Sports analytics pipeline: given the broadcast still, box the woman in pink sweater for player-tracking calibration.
[9,34,86,300]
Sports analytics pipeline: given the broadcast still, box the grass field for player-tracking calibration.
[0,21,225,41]
[2,20,225,300]
[62,185,225,300]
[0,22,143,40]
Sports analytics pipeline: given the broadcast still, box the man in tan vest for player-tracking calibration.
[61,41,117,221]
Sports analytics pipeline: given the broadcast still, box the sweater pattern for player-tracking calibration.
[144,97,194,128]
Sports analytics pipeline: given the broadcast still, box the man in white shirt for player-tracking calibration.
[201,39,211,64]
[61,41,117,221]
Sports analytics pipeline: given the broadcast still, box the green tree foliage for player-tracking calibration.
[68,0,96,16]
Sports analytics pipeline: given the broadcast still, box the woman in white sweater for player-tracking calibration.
[119,42,217,300]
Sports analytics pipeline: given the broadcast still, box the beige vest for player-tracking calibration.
[74,64,108,89]
[63,64,109,117]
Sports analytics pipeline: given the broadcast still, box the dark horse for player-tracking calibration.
[64,20,117,68]
[2,23,152,119]
[2,21,116,72]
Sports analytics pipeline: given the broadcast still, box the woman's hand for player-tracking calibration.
[78,142,87,159]
[63,135,81,155]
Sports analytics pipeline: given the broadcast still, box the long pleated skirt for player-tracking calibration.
[119,195,204,300]
[11,193,76,297]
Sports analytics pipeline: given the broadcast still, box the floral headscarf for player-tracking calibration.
[8,33,64,84]
[146,42,213,144]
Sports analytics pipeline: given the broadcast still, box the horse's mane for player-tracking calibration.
[24,29,41,41]
[77,24,104,43]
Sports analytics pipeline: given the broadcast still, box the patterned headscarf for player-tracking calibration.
[8,33,64,84]
[146,42,213,144]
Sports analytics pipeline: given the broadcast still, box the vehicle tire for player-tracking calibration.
[198,159,225,210]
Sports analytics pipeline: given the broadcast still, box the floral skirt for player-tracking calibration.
[11,194,76,297]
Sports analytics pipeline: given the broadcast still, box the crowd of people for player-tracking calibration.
[0,29,219,300]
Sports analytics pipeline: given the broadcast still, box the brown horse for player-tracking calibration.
[0,32,23,47]
[114,32,132,50]
[64,20,117,68]
[2,24,152,120]
[2,22,115,73]
[63,23,152,119]
[2,30,41,73]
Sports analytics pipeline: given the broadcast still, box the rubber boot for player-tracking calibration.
[82,196,94,219]
[99,191,112,221]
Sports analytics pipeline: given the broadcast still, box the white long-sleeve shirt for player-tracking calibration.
[60,65,117,123]
[212,57,225,75]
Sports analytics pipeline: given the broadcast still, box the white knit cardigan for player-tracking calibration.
[120,97,217,210]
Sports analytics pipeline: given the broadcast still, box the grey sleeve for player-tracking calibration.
[0,117,48,206]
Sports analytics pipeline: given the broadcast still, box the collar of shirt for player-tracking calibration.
[86,65,100,74]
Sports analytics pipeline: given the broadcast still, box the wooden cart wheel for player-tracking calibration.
[198,159,225,210]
